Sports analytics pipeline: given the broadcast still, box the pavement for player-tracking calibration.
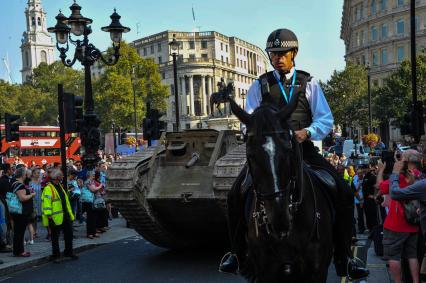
[0,216,137,277]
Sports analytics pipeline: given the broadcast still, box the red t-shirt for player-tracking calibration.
[379,174,419,233]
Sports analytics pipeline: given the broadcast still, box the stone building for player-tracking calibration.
[20,0,55,83]
[131,30,269,131]
[340,0,426,142]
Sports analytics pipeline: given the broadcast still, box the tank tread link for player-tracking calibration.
[106,146,182,249]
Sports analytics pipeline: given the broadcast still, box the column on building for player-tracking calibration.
[207,75,213,116]
[201,75,207,116]
[189,75,195,116]
[181,76,187,115]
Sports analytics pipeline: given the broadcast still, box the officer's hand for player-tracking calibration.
[294,129,308,143]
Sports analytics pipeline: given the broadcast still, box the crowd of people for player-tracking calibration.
[0,158,113,263]
[327,146,426,283]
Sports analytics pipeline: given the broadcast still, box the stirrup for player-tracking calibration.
[347,256,368,281]
[218,252,240,274]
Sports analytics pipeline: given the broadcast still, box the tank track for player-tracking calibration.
[106,146,181,249]
[213,143,247,214]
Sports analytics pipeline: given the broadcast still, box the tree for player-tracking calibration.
[93,42,169,132]
[371,51,426,143]
[322,62,370,133]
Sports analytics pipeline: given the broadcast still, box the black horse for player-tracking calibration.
[210,82,234,116]
[227,94,334,283]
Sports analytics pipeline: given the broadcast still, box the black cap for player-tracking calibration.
[266,29,298,52]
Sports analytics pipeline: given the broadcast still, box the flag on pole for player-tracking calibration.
[192,6,196,22]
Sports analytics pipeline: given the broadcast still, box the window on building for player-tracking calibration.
[361,30,365,45]
[201,41,207,49]
[381,24,388,39]
[226,57,229,64]
[189,54,195,61]
[396,19,405,35]
[221,55,224,62]
[381,48,387,65]
[40,50,47,63]
[37,17,41,26]
[360,4,364,18]
[237,60,240,67]
[221,43,223,51]
[380,0,387,10]
[356,32,360,46]
[31,17,35,26]
[244,61,247,69]
[25,51,29,67]
[372,50,378,65]
[397,46,404,63]
[354,6,359,21]
[371,0,376,15]
[201,53,208,60]
[161,72,165,79]
[397,0,404,7]
[158,43,162,52]
[226,45,228,52]
[371,26,377,41]
[189,41,195,49]
[158,56,162,64]
[362,55,366,65]
[143,48,147,56]
[150,45,154,54]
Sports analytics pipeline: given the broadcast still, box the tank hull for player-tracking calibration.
[106,129,243,249]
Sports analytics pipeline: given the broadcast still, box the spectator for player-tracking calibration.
[353,168,366,234]
[378,155,420,283]
[82,171,101,239]
[75,161,86,182]
[11,167,36,257]
[362,165,378,231]
[94,171,108,233]
[42,169,78,262]
[67,170,80,219]
[0,164,13,253]
[24,169,36,245]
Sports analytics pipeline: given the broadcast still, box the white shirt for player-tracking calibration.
[245,67,334,141]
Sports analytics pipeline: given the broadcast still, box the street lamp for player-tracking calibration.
[48,2,130,169]
[241,91,246,110]
[366,63,372,133]
[111,120,117,160]
[131,66,138,151]
[169,34,180,132]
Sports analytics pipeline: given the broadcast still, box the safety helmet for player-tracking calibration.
[265,29,298,53]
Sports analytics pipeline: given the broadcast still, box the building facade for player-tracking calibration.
[341,0,426,86]
[20,0,55,83]
[130,30,269,131]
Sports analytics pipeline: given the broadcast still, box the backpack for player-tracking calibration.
[6,182,24,215]
[403,200,421,225]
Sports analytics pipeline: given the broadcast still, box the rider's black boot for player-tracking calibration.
[335,258,369,279]
[219,252,239,274]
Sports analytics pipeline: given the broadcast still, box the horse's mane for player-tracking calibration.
[250,104,285,137]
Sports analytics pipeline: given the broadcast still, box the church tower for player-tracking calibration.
[20,0,55,83]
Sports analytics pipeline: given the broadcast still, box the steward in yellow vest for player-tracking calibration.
[42,183,75,227]
[42,169,78,261]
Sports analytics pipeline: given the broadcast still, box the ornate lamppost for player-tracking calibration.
[366,63,372,133]
[169,35,180,132]
[48,2,130,169]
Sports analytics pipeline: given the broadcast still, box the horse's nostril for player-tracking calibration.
[283,264,292,275]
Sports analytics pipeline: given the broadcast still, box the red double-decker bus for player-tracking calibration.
[0,125,81,166]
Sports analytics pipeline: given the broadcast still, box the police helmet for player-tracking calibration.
[266,29,298,52]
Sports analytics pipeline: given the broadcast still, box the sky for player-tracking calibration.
[1,0,346,84]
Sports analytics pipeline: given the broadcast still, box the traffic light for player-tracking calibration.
[5,113,20,142]
[143,117,153,141]
[150,109,166,140]
[63,92,84,133]
[400,111,412,136]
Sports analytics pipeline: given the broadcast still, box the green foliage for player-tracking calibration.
[93,42,169,132]
[322,62,370,128]
[373,51,426,125]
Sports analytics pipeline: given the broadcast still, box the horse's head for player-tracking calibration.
[229,99,298,240]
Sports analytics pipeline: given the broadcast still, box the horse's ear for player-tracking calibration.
[229,98,251,125]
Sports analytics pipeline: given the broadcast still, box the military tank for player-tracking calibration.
[106,129,246,249]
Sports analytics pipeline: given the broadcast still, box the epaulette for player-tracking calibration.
[296,70,313,82]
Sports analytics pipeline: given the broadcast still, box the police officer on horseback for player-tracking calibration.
[219,28,369,280]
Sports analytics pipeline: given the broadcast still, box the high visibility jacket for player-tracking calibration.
[41,183,75,227]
